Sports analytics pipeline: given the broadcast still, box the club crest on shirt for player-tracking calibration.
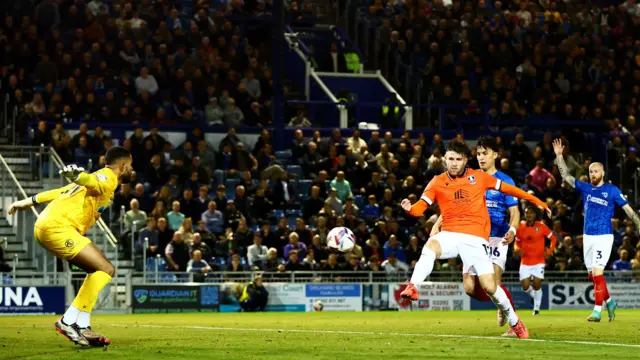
[602,192,608,198]
[467,175,476,185]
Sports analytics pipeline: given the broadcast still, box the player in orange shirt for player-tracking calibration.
[400,139,550,339]
[514,206,557,316]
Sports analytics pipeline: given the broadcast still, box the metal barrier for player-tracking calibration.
[129,269,639,284]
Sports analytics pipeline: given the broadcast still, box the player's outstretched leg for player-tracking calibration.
[479,273,529,339]
[402,241,441,301]
[63,243,115,346]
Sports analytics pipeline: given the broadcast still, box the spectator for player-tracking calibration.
[362,195,381,225]
[191,233,213,262]
[225,254,246,272]
[165,232,190,272]
[383,235,405,262]
[202,201,224,235]
[138,217,159,258]
[124,199,147,233]
[284,232,307,259]
[381,253,409,274]
[135,67,159,95]
[330,171,352,202]
[176,218,195,246]
[529,160,555,191]
[613,250,632,271]
[167,201,185,231]
[247,232,269,269]
[233,217,253,254]
[186,250,212,278]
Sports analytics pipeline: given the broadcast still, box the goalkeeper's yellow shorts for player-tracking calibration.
[34,226,92,261]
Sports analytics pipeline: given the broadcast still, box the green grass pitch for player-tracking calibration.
[0,311,639,359]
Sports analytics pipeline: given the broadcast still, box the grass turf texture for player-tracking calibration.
[0,311,639,359]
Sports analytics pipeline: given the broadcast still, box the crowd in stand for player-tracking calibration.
[366,0,640,134]
[2,0,640,279]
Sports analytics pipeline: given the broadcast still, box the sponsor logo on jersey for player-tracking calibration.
[586,194,608,206]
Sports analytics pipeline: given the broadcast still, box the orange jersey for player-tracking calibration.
[420,169,501,239]
[515,221,557,266]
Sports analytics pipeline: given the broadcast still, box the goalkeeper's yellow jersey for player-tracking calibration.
[35,168,119,235]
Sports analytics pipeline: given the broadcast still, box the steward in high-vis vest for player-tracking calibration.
[344,45,360,73]
[380,93,401,128]
[239,274,269,312]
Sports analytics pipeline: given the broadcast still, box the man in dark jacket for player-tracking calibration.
[239,274,269,312]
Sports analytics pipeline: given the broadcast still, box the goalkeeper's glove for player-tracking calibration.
[8,197,35,215]
[59,164,85,182]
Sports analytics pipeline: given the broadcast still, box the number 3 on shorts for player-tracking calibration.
[596,250,602,260]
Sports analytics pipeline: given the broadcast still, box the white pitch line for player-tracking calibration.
[107,324,640,349]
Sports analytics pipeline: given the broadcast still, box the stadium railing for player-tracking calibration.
[128,270,640,285]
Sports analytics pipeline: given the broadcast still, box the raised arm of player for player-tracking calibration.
[7,184,75,215]
[552,139,575,188]
[499,182,550,217]
[622,204,640,230]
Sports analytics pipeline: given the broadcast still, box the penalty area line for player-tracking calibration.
[107,324,640,349]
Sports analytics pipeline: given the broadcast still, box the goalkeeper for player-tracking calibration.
[8,146,133,347]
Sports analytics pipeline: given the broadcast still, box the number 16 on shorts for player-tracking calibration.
[483,244,500,258]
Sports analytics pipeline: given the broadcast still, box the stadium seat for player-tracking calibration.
[286,209,302,218]
[354,195,365,209]
[225,179,240,197]
[275,150,292,160]
[298,179,312,196]
[286,165,303,179]
[287,216,296,229]
[251,224,260,233]
[212,169,225,187]
[271,209,285,219]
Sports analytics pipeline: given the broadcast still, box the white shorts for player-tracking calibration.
[463,237,508,275]
[432,231,494,276]
[519,264,545,281]
[584,234,614,271]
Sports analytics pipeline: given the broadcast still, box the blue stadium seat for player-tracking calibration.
[287,216,296,229]
[251,224,259,233]
[298,179,312,196]
[225,179,240,198]
[286,209,302,218]
[275,150,292,160]
[271,209,285,219]
[286,165,303,179]
[354,195,365,209]
[212,169,225,186]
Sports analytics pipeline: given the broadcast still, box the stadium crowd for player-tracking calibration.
[1,0,640,279]
[365,0,640,134]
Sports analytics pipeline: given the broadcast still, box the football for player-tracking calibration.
[327,227,356,252]
[313,300,324,312]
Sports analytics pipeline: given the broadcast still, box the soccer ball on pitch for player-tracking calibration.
[313,300,324,312]
[327,226,356,252]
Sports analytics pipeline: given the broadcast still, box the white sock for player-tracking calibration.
[533,289,542,311]
[490,286,519,327]
[76,311,91,328]
[594,305,602,312]
[525,286,534,298]
[62,305,80,325]
[410,248,437,289]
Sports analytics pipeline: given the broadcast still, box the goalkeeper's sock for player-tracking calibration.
[77,311,91,328]
[61,305,80,325]
[71,271,112,318]
[490,285,519,326]
[410,248,436,290]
